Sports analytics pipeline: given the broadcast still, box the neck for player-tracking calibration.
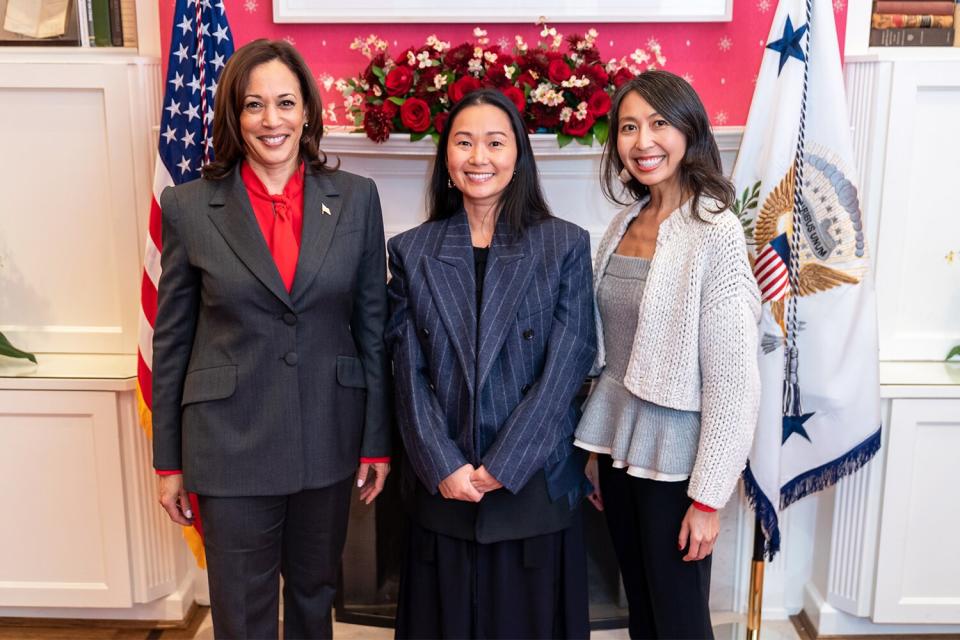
[464,200,499,247]
[645,180,687,221]
[247,157,298,194]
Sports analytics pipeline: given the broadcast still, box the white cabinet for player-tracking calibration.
[0,356,194,621]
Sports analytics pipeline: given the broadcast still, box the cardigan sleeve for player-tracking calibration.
[687,222,762,508]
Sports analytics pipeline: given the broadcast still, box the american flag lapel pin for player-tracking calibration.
[321,202,332,216]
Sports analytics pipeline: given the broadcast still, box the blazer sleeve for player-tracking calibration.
[151,186,200,472]
[481,228,597,494]
[351,178,392,459]
[385,237,469,492]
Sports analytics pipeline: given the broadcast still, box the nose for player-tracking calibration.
[469,144,487,164]
[635,124,654,150]
[262,104,281,127]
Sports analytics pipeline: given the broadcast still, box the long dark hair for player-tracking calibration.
[600,70,734,215]
[202,39,335,179]
[428,89,551,237]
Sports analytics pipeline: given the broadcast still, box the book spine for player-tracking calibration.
[91,0,111,47]
[874,1,955,15]
[871,13,954,28]
[85,0,96,46]
[869,27,955,45]
[955,1,960,46]
[120,0,136,48]
[108,0,123,47]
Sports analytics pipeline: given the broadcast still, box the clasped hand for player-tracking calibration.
[438,464,503,502]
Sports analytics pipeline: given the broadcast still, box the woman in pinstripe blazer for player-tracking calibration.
[385,90,597,639]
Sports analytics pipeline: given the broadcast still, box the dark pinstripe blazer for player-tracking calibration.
[152,166,391,496]
[386,211,597,542]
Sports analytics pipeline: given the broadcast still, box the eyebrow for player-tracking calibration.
[452,130,510,137]
[243,93,297,100]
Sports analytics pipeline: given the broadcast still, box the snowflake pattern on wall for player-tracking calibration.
[714,111,728,125]
[718,36,732,52]
[833,0,845,11]
[284,35,296,45]
[244,0,257,13]
[682,72,694,84]
[757,0,771,12]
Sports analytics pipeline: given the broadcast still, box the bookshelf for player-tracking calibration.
[845,0,959,59]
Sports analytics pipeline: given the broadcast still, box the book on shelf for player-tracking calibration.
[0,0,82,45]
[872,13,954,28]
[869,26,955,45]
[90,0,109,46]
[956,0,960,46]
[107,0,121,46]
[874,1,955,15]
[119,0,134,48]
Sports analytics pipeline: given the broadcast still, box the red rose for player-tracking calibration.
[382,100,399,118]
[612,67,635,88]
[562,113,595,138]
[448,75,481,103]
[500,86,526,114]
[363,105,393,143]
[434,111,450,134]
[516,71,538,88]
[399,97,431,132]
[547,59,572,84]
[385,66,414,96]
[587,90,612,118]
[581,64,609,86]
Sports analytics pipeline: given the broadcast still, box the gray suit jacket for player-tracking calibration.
[152,165,391,496]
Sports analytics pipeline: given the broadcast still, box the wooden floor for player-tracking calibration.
[0,607,815,639]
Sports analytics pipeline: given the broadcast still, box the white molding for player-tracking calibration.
[274,0,732,23]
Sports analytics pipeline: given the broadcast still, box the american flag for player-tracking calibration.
[136,0,234,567]
[753,232,791,303]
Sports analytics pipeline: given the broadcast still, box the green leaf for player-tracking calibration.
[372,66,386,81]
[947,345,960,361]
[410,131,428,142]
[574,133,594,146]
[556,133,574,148]
[0,331,36,364]
[430,132,440,144]
[387,96,405,105]
[593,119,610,145]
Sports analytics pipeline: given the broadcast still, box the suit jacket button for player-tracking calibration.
[284,352,299,366]
[522,329,535,341]
[521,384,531,394]
[283,313,297,326]
[421,327,430,337]
[428,382,436,391]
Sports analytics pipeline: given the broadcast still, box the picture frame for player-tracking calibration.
[0,0,81,46]
[272,0,734,24]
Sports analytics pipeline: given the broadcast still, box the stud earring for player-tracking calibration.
[618,167,632,184]
[447,177,455,189]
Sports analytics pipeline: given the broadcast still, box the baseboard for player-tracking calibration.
[803,583,960,637]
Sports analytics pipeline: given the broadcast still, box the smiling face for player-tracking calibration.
[239,58,307,178]
[446,103,518,214]
[616,90,687,201]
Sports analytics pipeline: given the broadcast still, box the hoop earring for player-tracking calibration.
[447,177,455,189]
[618,167,632,184]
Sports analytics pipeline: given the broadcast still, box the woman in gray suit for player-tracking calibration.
[152,40,391,639]
[386,89,597,638]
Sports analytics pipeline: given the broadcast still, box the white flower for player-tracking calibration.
[560,107,573,122]
[343,97,354,110]
[504,65,515,80]
[407,51,418,67]
[416,51,433,68]
[575,101,589,119]
[531,83,564,107]
[515,35,529,53]
[372,85,382,97]
[630,48,651,65]
[334,78,349,93]
[351,94,363,107]
[552,34,563,50]
[484,51,498,64]
[561,75,591,89]
[324,103,337,124]
[468,58,484,75]
[318,74,335,92]
[473,27,489,45]
[434,74,448,89]
[426,34,450,52]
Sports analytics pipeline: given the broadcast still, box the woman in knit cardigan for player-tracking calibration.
[575,70,761,639]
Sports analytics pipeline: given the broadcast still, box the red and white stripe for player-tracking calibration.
[753,243,791,303]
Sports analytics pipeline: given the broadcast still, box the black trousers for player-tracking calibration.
[598,456,714,640]
[198,476,353,640]
[395,513,590,639]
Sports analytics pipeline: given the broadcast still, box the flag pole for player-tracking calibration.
[746,516,765,640]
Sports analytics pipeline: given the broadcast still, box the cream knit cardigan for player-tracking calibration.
[590,196,762,508]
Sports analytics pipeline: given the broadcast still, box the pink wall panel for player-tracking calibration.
[158,1,848,128]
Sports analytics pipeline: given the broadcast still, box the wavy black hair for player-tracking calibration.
[427,89,551,237]
[600,70,734,215]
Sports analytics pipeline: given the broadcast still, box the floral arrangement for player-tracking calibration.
[336,25,668,147]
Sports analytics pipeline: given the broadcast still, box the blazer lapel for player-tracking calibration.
[290,170,341,303]
[423,213,477,394]
[207,167,294,310]
[477,224,536,390]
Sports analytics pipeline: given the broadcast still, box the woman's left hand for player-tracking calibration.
[469,465,504,493]
[678,504,720,562]
[357,461,391,505]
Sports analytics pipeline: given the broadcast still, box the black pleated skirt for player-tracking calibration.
[394,510,590,639]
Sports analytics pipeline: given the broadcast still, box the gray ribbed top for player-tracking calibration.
[575,254,702,479]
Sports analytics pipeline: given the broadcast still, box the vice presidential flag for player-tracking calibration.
[730,0,881,558]
[136,0,234,567]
